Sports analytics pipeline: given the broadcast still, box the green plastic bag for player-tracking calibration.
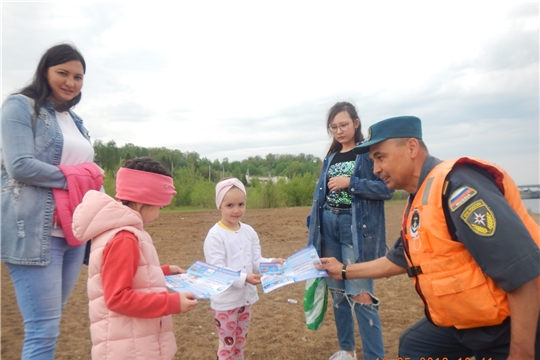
[303,277,328,330]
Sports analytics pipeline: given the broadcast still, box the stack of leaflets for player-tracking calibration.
[165,260,240,299]
[260,244,328,294]
[166,245,328,298]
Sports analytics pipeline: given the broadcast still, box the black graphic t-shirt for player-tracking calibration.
[325,150,356,207]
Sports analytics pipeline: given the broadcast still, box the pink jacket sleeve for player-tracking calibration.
[53,162,103,245]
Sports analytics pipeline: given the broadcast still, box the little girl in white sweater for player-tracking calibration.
[203,178,284,360]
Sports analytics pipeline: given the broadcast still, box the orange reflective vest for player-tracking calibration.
[402,157,540,329]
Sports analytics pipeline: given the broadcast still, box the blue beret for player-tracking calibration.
[354,116,422,154]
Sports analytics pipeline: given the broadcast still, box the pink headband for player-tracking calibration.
[115,167,176,207]
[215,178,246,209]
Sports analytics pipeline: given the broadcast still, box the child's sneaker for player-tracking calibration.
[329,350,357,360]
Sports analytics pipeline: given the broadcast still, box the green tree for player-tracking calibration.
[191,180,216,208]
[283,173,316,206]
[102,169,117,197]
[185,151,200,169]
[93,139,105,168]
[283,161,303,177]
[260,180,284,208]
[100,140,120,175]
[275,161,289,176]
[232,168,245,183]
[172,167,197,207]
[91,139,327,209]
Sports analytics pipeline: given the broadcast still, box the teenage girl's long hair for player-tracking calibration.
[326,102,364,156]
[18,43,86,115]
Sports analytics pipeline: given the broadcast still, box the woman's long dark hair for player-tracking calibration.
[18,43,86,114]
[326,102,364,156]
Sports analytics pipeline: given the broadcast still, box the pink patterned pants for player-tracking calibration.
[212,305,252,360]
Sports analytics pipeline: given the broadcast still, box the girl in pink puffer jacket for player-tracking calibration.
[73,157,198,360]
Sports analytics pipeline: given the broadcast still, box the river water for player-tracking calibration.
[522,198,540,214]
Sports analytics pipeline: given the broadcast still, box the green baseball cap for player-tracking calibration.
[354,116,422,154]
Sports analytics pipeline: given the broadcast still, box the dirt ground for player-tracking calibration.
[2,205,537,359]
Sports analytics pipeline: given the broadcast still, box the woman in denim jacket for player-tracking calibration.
[1,44,101,359]
[307,102,393,360]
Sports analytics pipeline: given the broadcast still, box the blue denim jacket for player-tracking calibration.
[1,94,91,265]
[307,152,394,262]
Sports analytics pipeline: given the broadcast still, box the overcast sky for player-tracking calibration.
[2,1,539,185]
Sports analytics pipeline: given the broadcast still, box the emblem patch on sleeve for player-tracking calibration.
[449,186,477,212]
[460,199,496,236]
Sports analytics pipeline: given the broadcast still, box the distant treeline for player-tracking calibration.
[94,140,407,209]
[94,140,324,209]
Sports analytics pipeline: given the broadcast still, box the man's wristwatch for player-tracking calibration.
[341,264,347,280]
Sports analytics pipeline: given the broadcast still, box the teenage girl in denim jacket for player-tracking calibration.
[307,102,393,360]
[1,44,102,359]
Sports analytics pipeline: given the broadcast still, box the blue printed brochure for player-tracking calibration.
[165,260,240,299]
[260,244,328,294]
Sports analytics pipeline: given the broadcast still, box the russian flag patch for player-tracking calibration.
[449,186,477,212]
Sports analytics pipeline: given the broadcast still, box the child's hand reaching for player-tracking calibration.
[169,265,186,275]
[179,292,198,313]
[272,258,285,265]
[246,273,262,285]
